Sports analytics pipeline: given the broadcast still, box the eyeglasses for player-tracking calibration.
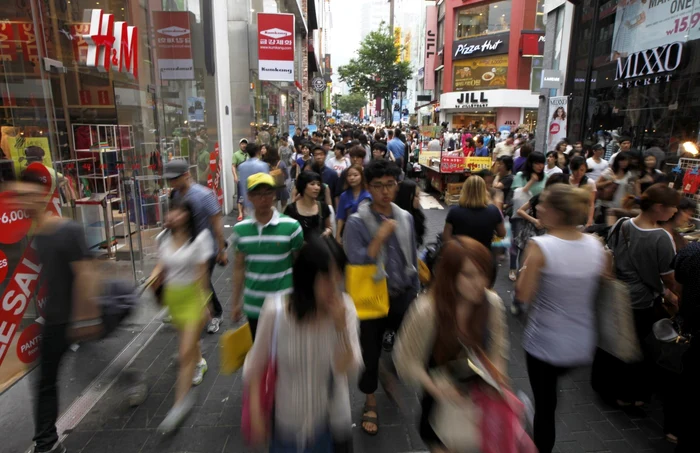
[369,181,398,191]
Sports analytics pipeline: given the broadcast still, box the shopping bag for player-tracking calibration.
[345,264,389,320]
[492,219,512,249]
[595,277,642,363]
[220,323,253,375]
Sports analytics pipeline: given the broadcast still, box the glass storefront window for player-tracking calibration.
[437,19,445,49]
[524,109,538,131]
[452,113,497,130]
[535,0,546,30]
[455,1,512,41]
[530,57,543,93]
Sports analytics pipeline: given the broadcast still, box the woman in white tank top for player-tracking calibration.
[515,184,607,453]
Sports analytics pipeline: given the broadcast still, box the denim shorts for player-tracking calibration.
[269,428,333,453]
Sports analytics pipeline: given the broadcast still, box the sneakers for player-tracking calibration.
[207,317,221,334]
[157,392,195,435]
[34,441,66,453]
[192,358,208,386]
[382,331,396,352]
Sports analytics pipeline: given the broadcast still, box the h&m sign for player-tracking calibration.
[453,32,509,60]
[82,9,138,78]
[615,42,684,88]
[455,92,489,108]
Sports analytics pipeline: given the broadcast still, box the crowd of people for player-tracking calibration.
[13,121,700,453]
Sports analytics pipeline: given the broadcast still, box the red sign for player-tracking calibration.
[441,156,466,173]
[549,123,561,134]
[152,11,194,80]
[82,9,139,78]
[424,5,438,90]
[257,13,295,82]
[0,250,8,282]
[521,32,545,57]
[0,192,32,244]
[16,322,42,364]
[97,90,110,105]
[70,23,91,64]
[0,23,17,62]
[17,22,39,64]
[79,90,92,105]
[0,163,61,367]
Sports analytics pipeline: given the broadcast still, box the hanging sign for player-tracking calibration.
[424,5,438,90]
[82,9,139,79]
[257,13,295,82]
[152,11,194,80]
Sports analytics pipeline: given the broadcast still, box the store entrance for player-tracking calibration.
[452,113,496,131]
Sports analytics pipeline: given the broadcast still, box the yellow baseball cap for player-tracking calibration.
[247,173,276,191]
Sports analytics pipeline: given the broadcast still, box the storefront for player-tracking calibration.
[439,89,539,132]
[565,0,700,151]
[0,0,231,391]
[435,0,543,133]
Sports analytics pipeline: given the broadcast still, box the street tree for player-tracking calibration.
[336,92,368,117]
[338,23,412,124]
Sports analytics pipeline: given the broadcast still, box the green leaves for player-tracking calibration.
[338,23,412,122]
[336,92,369,116]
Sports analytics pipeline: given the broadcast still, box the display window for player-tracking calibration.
[455,1,512,41]
[453,55,508,91]
[0,0,224,390]
[452,113,497,130]
[567,0,700,149]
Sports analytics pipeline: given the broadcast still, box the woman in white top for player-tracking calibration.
[151,200,214,433]
[516,184,607,453]
[244,237,362,452]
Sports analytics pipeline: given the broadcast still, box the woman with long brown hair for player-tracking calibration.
[394,236,508,452]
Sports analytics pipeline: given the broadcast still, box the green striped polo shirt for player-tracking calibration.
[232,210,303,318]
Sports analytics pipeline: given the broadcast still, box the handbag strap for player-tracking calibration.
[270,295,283,360]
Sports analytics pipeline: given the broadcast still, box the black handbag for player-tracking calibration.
[645,317,692,374]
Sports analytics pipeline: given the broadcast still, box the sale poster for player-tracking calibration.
[546,96,568,152]
[6,137,52,177]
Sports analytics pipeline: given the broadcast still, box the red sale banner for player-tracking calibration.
[0,163,62,368]
[0,23,17,62]
[16,22,39,64]
[257,13,295,82]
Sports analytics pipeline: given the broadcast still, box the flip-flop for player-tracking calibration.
[361,404,379,436]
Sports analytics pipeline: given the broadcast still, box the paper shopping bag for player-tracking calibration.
[345,264,390,320]
[220,323,253,375]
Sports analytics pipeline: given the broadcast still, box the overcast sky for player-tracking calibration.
[330,0,362,69]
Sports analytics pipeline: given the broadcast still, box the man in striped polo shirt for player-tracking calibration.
[231,173,303,338]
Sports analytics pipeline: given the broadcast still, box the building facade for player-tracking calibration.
[420,0,546,134]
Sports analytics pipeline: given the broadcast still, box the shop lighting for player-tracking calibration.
[682,141,699,155]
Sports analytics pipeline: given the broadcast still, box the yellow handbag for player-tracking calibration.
[345,264,390,320]
[219,322,253,375]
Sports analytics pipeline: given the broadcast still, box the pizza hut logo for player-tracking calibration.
[260,28,292,39]
[158,26,190,37]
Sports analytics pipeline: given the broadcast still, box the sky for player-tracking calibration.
[330,0,363,89]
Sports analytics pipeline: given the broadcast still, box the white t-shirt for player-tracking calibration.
[159,230,214,284]
[494,142,515,159]
[586,157,609,181]
[326,156,350,176]
[545,165,563,176]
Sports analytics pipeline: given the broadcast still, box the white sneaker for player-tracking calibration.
[192,358,208,386]
[157,393,194,435]
[207,317,221,334]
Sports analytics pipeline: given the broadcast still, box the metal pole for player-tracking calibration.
[389,0,395,35]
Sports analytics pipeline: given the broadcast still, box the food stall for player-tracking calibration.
[417,148,492,198]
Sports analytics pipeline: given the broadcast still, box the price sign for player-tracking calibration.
[0,192,32,244]
[440,156,466,173]
[465,157,492,171]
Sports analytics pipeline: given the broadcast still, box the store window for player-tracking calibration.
[530,57,544,93]
[455,1,512,40]
[0,0,224,391]
[435,69,444,99]
[524,109,538,131]
[535,0,546,30]
[437,19,445,50]
[566,0,700,149]
[453,55,508,91]
[452,113,497,130]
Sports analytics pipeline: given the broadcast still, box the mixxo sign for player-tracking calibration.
[615,42,684,88]
[82,9,138,79]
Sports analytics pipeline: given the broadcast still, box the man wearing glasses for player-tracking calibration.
[342,159,419,436]
[230,173,303,339]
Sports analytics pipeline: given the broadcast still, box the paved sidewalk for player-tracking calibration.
[60,206,676,453]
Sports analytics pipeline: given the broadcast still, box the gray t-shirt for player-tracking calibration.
[35,221,88,325]
[607,218,676,309]
[172,183,222,255]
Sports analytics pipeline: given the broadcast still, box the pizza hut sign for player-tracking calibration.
[453,32,509,60]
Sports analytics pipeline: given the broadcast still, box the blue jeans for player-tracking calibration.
[270,428,333,453]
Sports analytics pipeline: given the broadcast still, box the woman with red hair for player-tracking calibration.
[394,236,508,452]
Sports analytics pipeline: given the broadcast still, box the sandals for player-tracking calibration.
[361,404,379,436]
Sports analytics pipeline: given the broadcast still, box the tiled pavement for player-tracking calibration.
[59,206,677,453]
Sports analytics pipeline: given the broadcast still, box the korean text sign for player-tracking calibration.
[258,13,295,82]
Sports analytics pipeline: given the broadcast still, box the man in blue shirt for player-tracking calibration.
[386,128,406,171]
[311,145,340,207]
[237,143,270,216]
[475,136,490,157]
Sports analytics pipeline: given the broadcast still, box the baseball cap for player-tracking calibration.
[247,173,276,191]
[163,159,189,179]
[239,138,248,145]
